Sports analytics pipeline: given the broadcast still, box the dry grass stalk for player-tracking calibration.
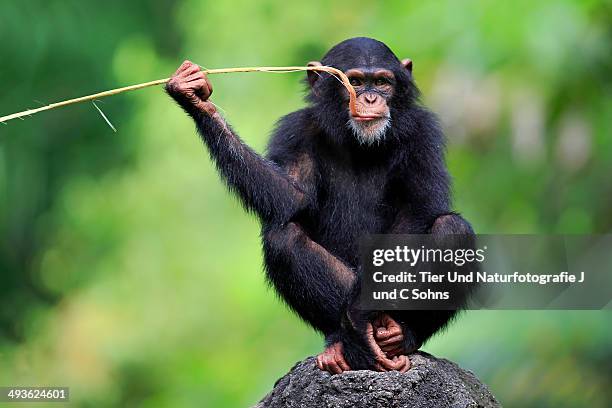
[0,66,357,124]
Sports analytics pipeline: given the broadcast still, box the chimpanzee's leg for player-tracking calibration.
[263,222,416,373]
[262,222,405,374]
[262,222,355,373]
[373,213,474,363]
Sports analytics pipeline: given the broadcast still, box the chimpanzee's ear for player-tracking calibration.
[401,58,413,74]
[307,61,322,88]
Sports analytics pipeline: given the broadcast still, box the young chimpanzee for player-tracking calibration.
[166,37,473,374]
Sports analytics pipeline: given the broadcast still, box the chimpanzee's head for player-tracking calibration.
[307,37,417,146]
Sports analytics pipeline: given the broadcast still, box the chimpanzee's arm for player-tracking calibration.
[392,107,453,231]
[263,221,407,373]
[385,211,474,355]
[194,112,307,222]
[166,61,306,223]
[263,222,355,333]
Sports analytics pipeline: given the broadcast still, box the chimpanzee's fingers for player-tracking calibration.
[367,322,386,354]
[368,322,405,371]
[174,60,191,76]
[201,82,212,99]
[187,79,206,93]
[175,60,198,76]
[384,348,402,358]
[204,74,213,94]
[318,355,331,372]
[383,343,405,357]
[388,355,406,370]
[377,335,404,348]
[377,334,404,346]
[327,356,342,374]
[380,343,402,353]
[376,329,401,341]
[184,71,205,82]
[183,61,200,75]
[379,314,402,330]
[377,356,401,371]
[375,324,402,340]
[366,321,375,336]
[337,354,351,372]
[189,76,213,99]
[186,79,211,99]
[396,355,411,373]
[368,324,390,360]
[375,327,390,339]
[374,348,406,371]
[319,355,330,373]
[316,355,324,370]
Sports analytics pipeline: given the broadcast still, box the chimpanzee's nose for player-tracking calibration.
[364,93,378,104]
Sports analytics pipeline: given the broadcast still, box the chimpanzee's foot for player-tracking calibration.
[373,313,405,358]
[367,319,411,373]
[379,354,410,373]
[316,341,351,374]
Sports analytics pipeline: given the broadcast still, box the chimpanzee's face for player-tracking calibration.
[307,37,415,146]
[344,67,395,145]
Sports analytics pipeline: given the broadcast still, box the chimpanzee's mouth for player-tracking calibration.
[347,115,391,145]
[353,115,383,122]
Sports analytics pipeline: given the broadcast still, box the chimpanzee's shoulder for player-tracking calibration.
[266,108,317,162]
[393,105,444,147]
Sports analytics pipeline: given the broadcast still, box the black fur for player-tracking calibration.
[172,37,473,370]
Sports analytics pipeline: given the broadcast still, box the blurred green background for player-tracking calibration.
[1,0,610,407]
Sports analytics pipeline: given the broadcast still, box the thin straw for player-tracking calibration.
[0,66,357,124]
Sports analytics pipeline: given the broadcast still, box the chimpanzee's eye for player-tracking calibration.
[349,78,363,87]
[375,78,387,86]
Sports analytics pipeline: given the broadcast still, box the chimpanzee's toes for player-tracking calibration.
[316,342,351,374]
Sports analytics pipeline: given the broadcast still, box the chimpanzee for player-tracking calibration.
[166,37,473,374]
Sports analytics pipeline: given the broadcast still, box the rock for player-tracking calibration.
[254,352,500,408]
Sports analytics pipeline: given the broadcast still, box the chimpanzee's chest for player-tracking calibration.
[305,156,398,265]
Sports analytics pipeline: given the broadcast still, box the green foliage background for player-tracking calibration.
[0,1,610,406]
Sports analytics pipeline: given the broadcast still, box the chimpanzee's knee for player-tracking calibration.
[430,213,473,235]
[262,222,304,257]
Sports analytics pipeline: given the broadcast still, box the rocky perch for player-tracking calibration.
[254,352,500,408]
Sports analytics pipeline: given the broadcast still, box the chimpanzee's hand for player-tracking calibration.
[373,313,405,358]
[367,321,410,373]
[316,341,351,374]
[166,60,216,115]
